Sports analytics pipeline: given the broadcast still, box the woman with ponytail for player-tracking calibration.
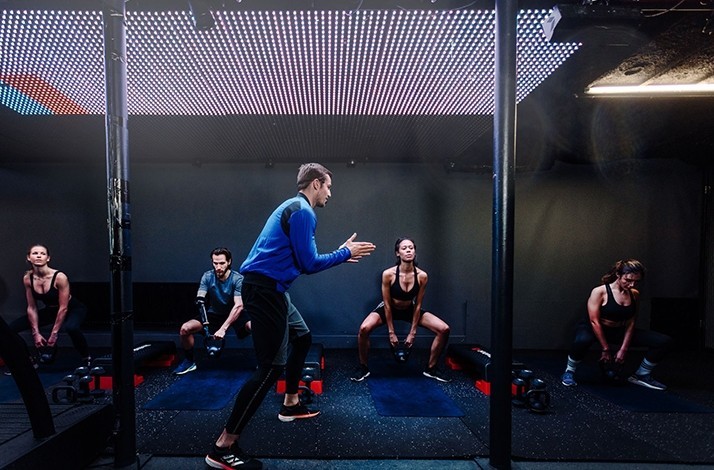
[561,259,672,390]
[350,237,451,383]
[10,244,90,367]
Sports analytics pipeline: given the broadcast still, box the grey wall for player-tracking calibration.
[0,158,704,349]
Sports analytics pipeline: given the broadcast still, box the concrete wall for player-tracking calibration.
[0,158,704,349]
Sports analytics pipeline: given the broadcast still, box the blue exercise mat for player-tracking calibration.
[144,368,252,411]
[580,381,714,413]
[367,366,464,417]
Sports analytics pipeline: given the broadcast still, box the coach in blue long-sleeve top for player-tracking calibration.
[205,163,376,470]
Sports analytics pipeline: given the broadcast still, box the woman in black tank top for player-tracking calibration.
[9,244,90,365]
[560,259,672,391]
[350,237,451,383]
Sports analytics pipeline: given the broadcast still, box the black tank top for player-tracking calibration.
[31,271,62,307]
[390,264,419,302]
[599,283,636,323]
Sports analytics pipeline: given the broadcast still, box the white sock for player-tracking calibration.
[565,356,580,373]
[635,358,656,376]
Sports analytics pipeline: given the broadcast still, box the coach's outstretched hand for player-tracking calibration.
[340,233,376,262]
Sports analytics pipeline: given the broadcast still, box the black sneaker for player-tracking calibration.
[278,403,321,422]
[423,366,451,383]
[350,364,370,382]
[205,444,262,469]
[173,359,197,375]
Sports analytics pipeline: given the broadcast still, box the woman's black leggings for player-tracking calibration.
[568,320,672,363]
[10,303,89,358]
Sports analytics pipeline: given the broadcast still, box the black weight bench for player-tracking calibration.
[90,340,177,389]
[446,343,525,394]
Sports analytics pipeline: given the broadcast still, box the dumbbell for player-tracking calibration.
[511,376,527,408]
[517,369,533,389]
[90,366,107,397]
[69,366,93,403]
[299,367,317,405]
[77,375,94,403]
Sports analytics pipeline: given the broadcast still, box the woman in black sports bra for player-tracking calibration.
[560,259,672,391]
[350,237,451,383]
[9,244,90,365]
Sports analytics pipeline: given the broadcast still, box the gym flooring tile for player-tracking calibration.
[5,345,714,467]
[90,455,484,469]
[127,347,714,465]
[86,456,714,469]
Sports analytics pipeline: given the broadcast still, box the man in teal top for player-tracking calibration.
[173,247,247,375]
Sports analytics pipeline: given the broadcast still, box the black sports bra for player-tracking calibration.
[31,271,62,307]
[599,283,636,323]
[390,264,419,302]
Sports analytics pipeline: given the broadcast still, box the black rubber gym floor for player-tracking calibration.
[131,347,714,464]
[3,346,714,467]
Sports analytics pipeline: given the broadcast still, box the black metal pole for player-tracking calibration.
[101,1,137,468]
[699,164,712,351]
[490,0,518,468]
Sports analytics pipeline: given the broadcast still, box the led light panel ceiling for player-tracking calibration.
[0,9,579,116]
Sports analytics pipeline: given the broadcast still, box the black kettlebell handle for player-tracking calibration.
[52,385,77,404]
[525,388,551,413]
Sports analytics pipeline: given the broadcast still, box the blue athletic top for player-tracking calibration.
[198,269,243,316]
[240,193,351,292]
[599,283,636,323]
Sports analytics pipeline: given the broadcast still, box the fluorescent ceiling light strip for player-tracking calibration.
[587,84,714,95]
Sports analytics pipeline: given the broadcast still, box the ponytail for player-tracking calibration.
[601,259,645,285]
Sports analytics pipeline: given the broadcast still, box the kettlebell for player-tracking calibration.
[525,378,551,413]
[391,342,411,363]
[599,360,623,384]
[205,336,225,359]
[38,345,57,365]
[52,374,78,404]
[52,385,77,404]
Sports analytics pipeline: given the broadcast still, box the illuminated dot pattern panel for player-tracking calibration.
[0,8,579,116]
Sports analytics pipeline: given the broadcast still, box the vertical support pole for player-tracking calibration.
[490,0,518,468]
[700,164,713,350]
[102,1,137,468]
